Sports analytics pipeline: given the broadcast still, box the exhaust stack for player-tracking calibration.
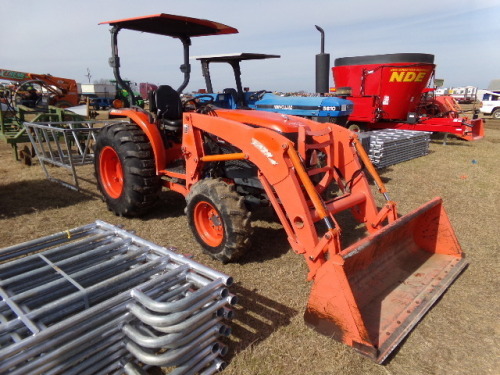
[315,25,330,94]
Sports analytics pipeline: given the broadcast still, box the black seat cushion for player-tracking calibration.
[155,85,182,121]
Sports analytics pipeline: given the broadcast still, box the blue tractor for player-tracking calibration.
[194,53,353,125]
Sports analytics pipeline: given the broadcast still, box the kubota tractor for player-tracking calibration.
[95,14,467,363]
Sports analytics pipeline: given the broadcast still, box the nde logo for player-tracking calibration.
[388,68,430,83]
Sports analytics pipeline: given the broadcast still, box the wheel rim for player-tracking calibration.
[193,201,224,247]
[99,146,124,199]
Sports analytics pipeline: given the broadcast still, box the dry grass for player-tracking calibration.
[0,116,498,375]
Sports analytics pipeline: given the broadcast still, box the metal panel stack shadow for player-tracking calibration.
[23,120,124,191]
[0,220,235,374]
[358,129,431,169]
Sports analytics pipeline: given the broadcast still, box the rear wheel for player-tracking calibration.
[94,123,161,216]
[492,109,500,119]
[186,179,252,263]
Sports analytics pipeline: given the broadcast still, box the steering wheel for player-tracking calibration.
[182,95,215,111]
[248,90,267,101]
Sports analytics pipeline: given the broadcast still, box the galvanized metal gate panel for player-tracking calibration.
[0,220,235,374]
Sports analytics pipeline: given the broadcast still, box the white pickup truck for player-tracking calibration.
[478,90,500,119]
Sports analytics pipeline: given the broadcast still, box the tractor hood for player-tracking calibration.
[251,94,353,118]
[213,108,325,134]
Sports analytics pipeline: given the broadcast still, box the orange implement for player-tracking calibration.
[304,197,468,363]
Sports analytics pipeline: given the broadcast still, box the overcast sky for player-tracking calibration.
[1,0,499,93]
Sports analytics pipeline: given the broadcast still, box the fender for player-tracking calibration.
[110,108,167,171]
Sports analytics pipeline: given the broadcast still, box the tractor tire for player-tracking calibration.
[94,122,161,217]
[185,179,252,263]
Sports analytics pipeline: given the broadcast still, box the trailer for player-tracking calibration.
[331,53,485,140]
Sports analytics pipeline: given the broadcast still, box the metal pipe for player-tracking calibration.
[0,258,167,338]
[123,317,225,349]
[7,319,123,375]
[0,264,189,364]
[77,350,133,375]
[131,279,226,313]
[44,331,124,375]
[96,221,234,286]
[184,348,224,375]
[0,308,128,373]
[125,327,219,367]
[169,341,220,375]
[132,283,192,310]
[123,361,149,375]
[0,226,102,269]
[134,299,227,334]
[4,250,147,310]
[0,238,132,291]
[0,275,190,370]
[128,290,226,327]
[200,358,227,375]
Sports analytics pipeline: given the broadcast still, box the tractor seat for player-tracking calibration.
[150,85,182,130]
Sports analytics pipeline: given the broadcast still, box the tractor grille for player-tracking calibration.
[0,221,235,374]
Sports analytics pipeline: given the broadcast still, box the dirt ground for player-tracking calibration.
[0,113,498,375]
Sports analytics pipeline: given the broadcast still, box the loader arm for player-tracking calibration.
[183,112,342,276]
[183,111,467,363]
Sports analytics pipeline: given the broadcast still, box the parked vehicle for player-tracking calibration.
[331,53,484,140]
[478,89,500,119]
[90,97,114,110]
[193,52,353,125]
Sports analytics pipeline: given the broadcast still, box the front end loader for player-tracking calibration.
[95,13,468,364]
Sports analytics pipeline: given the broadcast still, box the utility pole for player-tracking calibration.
[85,68,92,83]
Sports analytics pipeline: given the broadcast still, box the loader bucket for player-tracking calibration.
[304,197,467,363]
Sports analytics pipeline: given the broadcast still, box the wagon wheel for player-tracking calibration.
[19,145,35,166]
[185,178,252,263]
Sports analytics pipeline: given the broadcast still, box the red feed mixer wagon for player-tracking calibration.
[331,53,484,140]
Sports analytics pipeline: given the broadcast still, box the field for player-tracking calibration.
[0,114,498,374]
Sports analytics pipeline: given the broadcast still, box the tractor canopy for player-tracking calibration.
[99,13,238,38]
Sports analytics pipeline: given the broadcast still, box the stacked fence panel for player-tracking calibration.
[0,220,235,375]
[358,129,431,168]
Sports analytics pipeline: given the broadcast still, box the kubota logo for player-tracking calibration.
[389,68,429,83]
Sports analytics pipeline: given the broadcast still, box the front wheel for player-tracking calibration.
[186,179,252,263]
[94,122,161,217]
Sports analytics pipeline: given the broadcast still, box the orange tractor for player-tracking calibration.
[95,14,467,363]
